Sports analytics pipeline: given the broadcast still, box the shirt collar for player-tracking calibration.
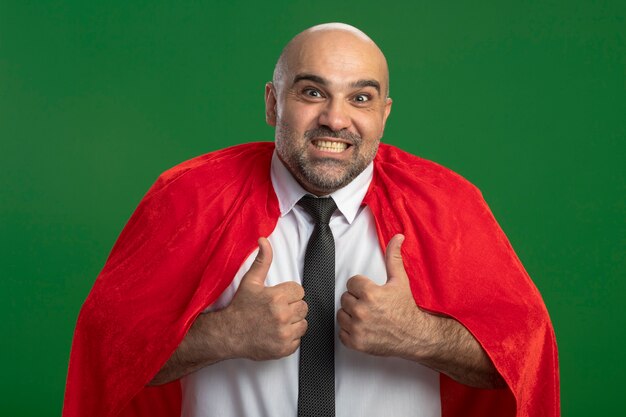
[270,151,373,224]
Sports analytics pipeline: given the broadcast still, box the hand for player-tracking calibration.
[337,234,434,358]
[218,237,308,361]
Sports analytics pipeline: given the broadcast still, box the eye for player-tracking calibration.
[353,94,371,103]
[303,88,323,98]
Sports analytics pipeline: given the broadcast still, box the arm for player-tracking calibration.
[149,311,228,386]
[149,238,308,386]
[399,311,505,389]
[337,235,505,389]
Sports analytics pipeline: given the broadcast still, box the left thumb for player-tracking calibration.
[385,234,408,283]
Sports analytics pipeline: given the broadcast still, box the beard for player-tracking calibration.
[275,119,379,194]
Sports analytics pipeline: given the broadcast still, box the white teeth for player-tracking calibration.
[313,140,348,153]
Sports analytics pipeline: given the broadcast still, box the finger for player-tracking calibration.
[241,237,273,286]
[340,291,358,313]
[290,299,308,321]
[292,318,308,339]
[337,308,352,330]
[272,281,305,302]
[385,234,408,283]
[339,328,354,350]
[346,275,374,298]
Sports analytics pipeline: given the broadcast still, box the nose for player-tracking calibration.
[317,99,352,132]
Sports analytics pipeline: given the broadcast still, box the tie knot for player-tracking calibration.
[297,195,337,225]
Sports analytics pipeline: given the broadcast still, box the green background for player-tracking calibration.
[1,0,624,415]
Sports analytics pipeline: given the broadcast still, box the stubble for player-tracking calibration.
[275,118,379,194]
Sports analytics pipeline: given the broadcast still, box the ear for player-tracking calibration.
[383,97,392,125]
[380,97,393,136]
[265,82,277,127]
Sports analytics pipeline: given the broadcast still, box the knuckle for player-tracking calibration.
[277,328,291,341]
[275,311,290,325]
[361,288,380,304]
[352,305,368,321]
[270,291,286,304]
[267,302,280,315]
[362,292,375,304]
[269,304,291,326]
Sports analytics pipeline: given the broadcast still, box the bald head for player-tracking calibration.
[272,23,390,97]
[264,23,392,195]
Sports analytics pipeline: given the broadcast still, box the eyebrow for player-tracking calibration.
[292,73,381,94]
[293,73,326,85]
[349,79,381,94]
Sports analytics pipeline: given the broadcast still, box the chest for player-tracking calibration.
[208,205,386,312]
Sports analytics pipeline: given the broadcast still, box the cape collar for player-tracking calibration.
[270,151,373,224]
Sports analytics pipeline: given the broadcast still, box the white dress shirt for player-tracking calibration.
[181,152,441,417]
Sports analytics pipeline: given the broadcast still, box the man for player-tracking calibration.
[63,23,559,417]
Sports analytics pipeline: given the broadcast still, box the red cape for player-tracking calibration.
[63,142,559,417]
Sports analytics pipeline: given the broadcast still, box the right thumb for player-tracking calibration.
[242,237,273,286]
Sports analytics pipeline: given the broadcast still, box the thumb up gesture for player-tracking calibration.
[221,238,308,361]
[338,234,433,358]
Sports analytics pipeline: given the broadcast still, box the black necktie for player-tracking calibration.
[297,195,337,417]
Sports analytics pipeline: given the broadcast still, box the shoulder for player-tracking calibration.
[149,142,275,196]
[374,143,482,200]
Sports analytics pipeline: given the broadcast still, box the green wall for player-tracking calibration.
[1,1,624,415]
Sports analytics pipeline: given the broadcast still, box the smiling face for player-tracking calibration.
[265,25,392,195]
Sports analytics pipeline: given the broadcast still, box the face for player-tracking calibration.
[265,30,392,195]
